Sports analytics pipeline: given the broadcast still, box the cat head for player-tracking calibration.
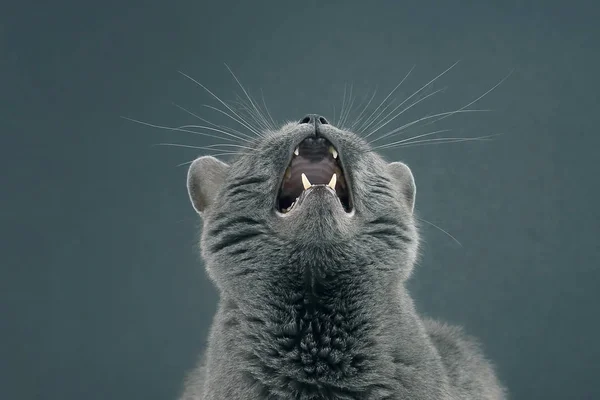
[187,115,419,295]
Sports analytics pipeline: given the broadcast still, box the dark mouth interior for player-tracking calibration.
[277,137,351,213]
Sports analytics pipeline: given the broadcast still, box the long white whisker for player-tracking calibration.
[338,84,348,127]
[234,95,271,132]
[178,71,264,137]
[366,87,447,138]
[332,104,336,126]
[176,153,241,167]
[356,65,416,133]
[376,69,513,145]
[225,64,274,130]
[417,217,462,247]
[260,88,278,128]
[369,109,490,144]
[200,143,255,150]
[175,124,250,142]
[350,87,378,132]
[365,61,460,139]
[372,129,453,150]
[171,102,249,139]
[122,117,246,143]
[201,104,262,139]
[154,142,252,152]
[340,83,355,129]
[377,134,502,149]
[425,69,514,128]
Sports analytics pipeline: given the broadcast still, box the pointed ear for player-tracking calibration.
[387,161,416,213]
[187,156,230,214]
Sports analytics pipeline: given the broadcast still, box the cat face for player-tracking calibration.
[187,115,419,295]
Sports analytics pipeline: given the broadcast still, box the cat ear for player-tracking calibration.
[387,161,416,213]
[187,156,230,214]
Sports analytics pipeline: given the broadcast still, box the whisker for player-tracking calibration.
[340,83,355,129]
[234,94,271,132]
[122,117,245,143]
[260,88,278,128]
[365,61,460,140]
[372,129,453,150]
[350,87,378,132]
[225,64,275,131]
[176,152,242,167]
[154,142,252,152]
[338,84,348,127]
[423,69,514,127]
[377,133,503,149]
[375,69,513,145]
[201,104,262,139]
[359,100,401,135]
[366,87,447,138]
[199,143,255,150]
[368,109,490,144]
[356,65,416,133]
[332,104,336,126]
[172,102,250,139]
[417,217,462,247]
[178,71,264,137]
[175,124,250,143]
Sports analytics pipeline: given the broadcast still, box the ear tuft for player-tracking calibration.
[187,156,230,214]
[387,161,416,213]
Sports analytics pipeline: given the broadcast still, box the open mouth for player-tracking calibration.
[277,136,352,213]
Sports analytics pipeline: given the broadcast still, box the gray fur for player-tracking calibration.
[181,121,506,399]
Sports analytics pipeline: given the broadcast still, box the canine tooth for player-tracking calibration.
[294,147,299,156]
[329,146,338,159]
[301,173,312,190]
[285,167,291,179]
[328,173,337,190]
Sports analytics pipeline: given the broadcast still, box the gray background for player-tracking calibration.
[2,0,599,399]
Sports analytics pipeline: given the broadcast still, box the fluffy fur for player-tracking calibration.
[180,119,506,399]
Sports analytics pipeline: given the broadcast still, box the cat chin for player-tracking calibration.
[276,186,353,220]
[273,186,356,242]
[276,185,353,217]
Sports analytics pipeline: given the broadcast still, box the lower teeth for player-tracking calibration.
[284,200,296,212]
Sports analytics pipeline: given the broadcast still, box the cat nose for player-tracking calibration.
[298,114,329,126]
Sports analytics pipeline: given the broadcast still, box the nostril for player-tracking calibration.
[298,114,329,125]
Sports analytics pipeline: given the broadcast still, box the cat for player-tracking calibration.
[180,114,506,399]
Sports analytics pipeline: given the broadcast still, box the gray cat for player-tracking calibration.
[180,114,506,399]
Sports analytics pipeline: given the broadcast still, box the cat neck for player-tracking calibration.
[211,273,442,398]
